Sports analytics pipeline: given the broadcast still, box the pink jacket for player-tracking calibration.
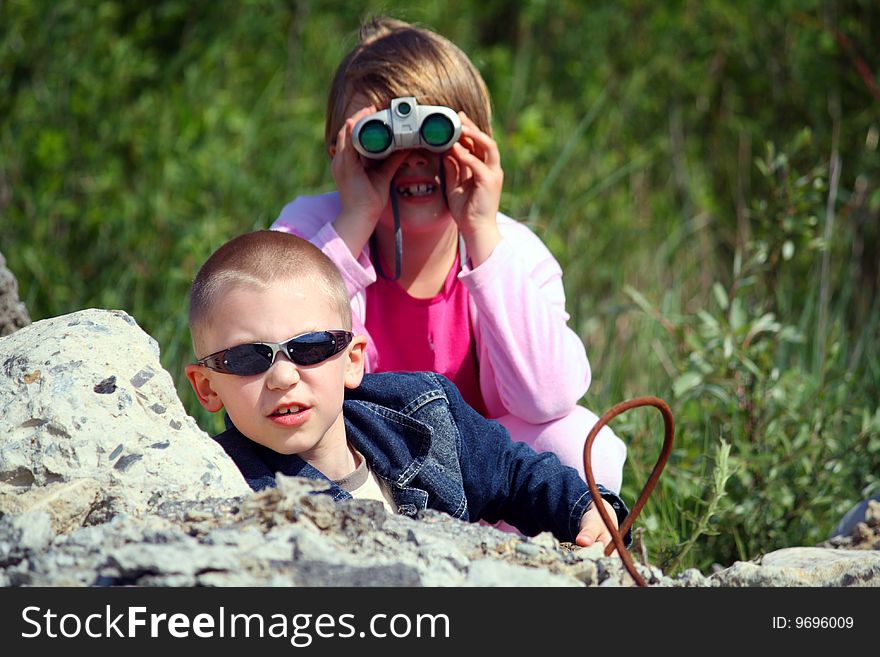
[272,192,591,424]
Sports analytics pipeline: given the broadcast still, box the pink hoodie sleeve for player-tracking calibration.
[272,193,376,300]
[460,220,591,423]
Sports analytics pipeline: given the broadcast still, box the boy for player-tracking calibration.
[186,230,629,548]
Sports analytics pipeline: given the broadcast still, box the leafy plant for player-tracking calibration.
[620,136,879,572]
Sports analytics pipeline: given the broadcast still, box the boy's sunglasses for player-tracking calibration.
[196,330,353,376]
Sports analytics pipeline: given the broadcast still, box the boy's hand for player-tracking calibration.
[331,105,407,255]
[443,113,503,267]
[575,498,619,552]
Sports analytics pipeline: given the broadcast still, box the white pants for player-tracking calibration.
[496,404,626,494]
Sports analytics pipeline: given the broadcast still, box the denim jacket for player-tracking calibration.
[214,371,630,544]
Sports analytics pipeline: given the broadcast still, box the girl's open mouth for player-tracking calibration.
[396,183,436,198]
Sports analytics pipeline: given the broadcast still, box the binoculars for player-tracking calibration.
[352,97,462,159]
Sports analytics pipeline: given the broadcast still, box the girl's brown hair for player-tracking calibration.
[325,17,492,150]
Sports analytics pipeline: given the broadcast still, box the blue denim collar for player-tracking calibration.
[342,399,433,488]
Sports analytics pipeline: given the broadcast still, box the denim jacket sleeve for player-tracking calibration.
[437,375,630,544]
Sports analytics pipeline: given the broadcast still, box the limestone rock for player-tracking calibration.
[0,308,251,518]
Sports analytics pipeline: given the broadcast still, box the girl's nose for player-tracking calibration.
[400,148,430,168]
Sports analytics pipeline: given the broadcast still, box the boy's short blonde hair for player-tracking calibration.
[326,16,492,149]
[189,231,352,353]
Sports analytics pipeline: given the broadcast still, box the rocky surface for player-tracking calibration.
[1,309,878,587]
[0,250,30,337]
[0,476,677,587]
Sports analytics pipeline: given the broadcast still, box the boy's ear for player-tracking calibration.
[185,364,225,413]
[344,335,367,389]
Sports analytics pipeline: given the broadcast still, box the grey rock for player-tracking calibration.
[0,478,104,534]
[6,461,880,587]
[0,511,55,566]
[0,469,605,587]
[568,542,606,561]
[594,555,659,587]
[712,547,880,587]
[568,558,599,586]
[103,541,241,581]
[0,308,251,518]
[464,559,581,587]
[530,531,558,551]
[515,542,543,557]
[288,524,353,564]
[667,568,712,588]
[292,561,423,587]
[0,250,30,337]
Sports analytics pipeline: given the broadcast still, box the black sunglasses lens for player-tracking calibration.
[286,332,338,365]
[223,344,274,375]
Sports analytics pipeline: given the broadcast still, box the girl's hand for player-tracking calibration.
[443,113,503,266]
[330,106,407,254]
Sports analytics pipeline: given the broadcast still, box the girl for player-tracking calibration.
[271,17,626,493]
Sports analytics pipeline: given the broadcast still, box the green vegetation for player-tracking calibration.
[2,0,878,574]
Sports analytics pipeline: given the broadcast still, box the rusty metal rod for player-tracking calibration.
[583,396,675,587]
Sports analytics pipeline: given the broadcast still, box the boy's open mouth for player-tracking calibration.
[396,183,436,198]
[271,404,306,417]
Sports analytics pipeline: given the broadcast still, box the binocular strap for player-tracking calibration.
[371,185,403,281]
[372,164,450,282]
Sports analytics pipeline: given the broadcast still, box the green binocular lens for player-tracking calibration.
[358,120,393,153]
[420,114,455,147]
